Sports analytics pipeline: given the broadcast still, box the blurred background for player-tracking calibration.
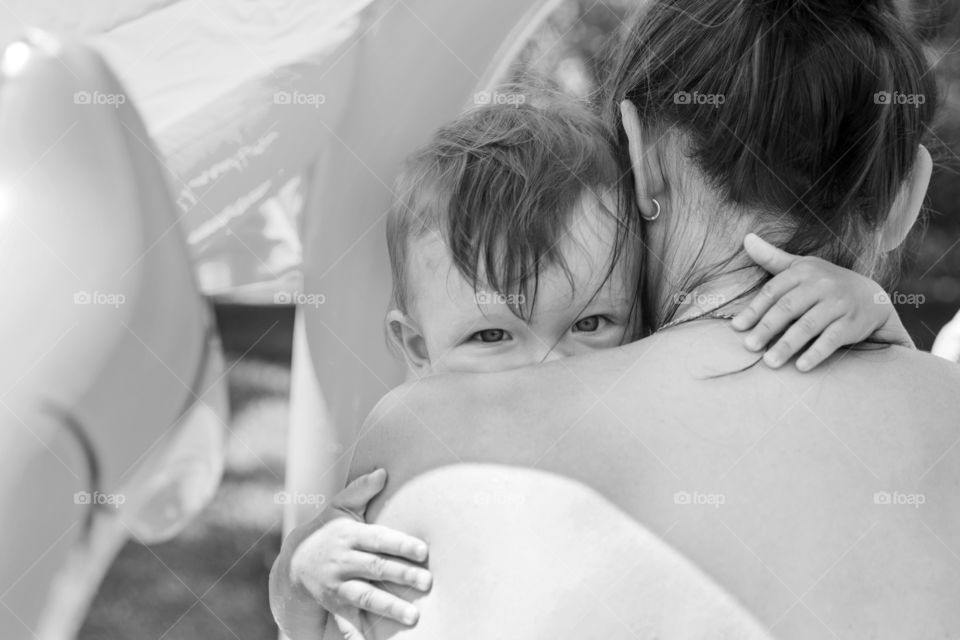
[1,0,948,637]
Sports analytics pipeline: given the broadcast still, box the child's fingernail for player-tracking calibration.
[797,357,810,372]
[745,335,761,351]
[765,351,783,367]
[402,608,418,625]
[415,570,432,590]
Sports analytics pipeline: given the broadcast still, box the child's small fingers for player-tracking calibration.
[763,305,845,369]
[743,233,797,275]
[354,524,429,562]
[732,274,801,333]
[334,469,388,514]
[743,288,816,351]
[345,551,432,591]
[333,612,367,640]
[337,580,419,626]
[796,323,850,372]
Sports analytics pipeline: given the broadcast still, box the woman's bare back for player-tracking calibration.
[346,323,960,639]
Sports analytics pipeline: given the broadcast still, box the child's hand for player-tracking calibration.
[932,309,960,362]
[291,469,432,639]
[731,234,913,371]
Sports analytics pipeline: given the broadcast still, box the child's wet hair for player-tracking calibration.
[387,95,637,325]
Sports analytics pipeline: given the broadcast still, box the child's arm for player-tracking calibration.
[271,469,431,640]
[731,234,913,372]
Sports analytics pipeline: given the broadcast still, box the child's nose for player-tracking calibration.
[540,349,563,363]
[536,341,572,363]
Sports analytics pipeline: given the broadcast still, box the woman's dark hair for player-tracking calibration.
[603,0,938,328]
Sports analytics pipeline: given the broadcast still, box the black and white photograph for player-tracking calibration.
[3,0,960,638]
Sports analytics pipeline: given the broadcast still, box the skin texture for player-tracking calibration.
[338,323,960,639]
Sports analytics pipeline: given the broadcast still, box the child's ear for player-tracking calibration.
[882,144,932,252]
[386,309,431,374]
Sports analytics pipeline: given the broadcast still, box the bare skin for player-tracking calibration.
[327,320,960,639]
[271,63,952,640]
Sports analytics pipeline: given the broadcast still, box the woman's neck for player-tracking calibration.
[645,181,797,329]
[649,216,777,327]
[666,267,764,324]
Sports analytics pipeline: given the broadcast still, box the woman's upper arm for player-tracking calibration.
[347,380,468,519]
[365,464,773,640]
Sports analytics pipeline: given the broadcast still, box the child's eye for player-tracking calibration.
[469,329,509,343]
[572,315,608,333]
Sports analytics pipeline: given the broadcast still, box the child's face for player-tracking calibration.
[389,191,637,374]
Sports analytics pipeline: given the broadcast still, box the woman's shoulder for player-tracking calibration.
[350,363,607,515]
[353,331,960,491]
[801,343,960,416]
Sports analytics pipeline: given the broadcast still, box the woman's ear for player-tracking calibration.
[386,309,431,374]
[882,144,932,252]
[620,100,666,219]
